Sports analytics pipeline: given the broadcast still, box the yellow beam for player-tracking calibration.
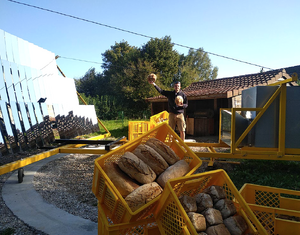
[234,86,281,148]
[0,133,114,176]
[185,142,228,148]
[59,148,108,154]
[0,148,60,175]
[195,152,300,161]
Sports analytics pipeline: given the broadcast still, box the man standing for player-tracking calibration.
[148,73,188,141]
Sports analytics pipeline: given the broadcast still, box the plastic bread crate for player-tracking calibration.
[239,183,300,235]
[98,203,160,235]
[149,111,169,129]
[128,121,151,141]
[92,122,202,223]
[154,169,267,235]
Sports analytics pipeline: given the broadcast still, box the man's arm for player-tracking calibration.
[152,82,166,96]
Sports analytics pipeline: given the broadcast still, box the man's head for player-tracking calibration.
[174,81,181,93]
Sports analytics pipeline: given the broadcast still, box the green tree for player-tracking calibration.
[178,48,218,88]
[141,36,180,88]
[102,41,142,117]
[76,37,219,120]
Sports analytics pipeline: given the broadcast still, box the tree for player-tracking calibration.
[141,36,180,88]
[178,48,218,88]
[76,37,219,120]
[75,68,99,97]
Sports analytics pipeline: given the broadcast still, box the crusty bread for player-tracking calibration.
[147,73,156,83]
[133,144,169,175]
[125,182,163,212]
[214,199,237,219]
[203,185,226,204]
[156,160,190,188]
[179,195,197,213]
[118,152,156,184]
[194,193,213,213]
[187,212,206,232]
[206,223,231,235]
[223,215,248,235]
[145,138,180,165]
[175,95,183,106]
[202,208,223,226]
[103,162,140,197]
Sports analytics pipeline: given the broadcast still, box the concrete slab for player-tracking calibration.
[2,153,97,235]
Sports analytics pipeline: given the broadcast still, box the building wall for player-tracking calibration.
[151,97,231,136]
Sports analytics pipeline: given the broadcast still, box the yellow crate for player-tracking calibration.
[239,183,300,235]
[92,122,202,223]
[149,111,169,129]
[128,121,151,141]
[98,203,160,235]
[154,169,267,235]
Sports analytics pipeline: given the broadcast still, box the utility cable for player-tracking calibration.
[7,0,273,71]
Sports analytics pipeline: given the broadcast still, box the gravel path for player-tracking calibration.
[0,137,220,235]
[0,153,101,235]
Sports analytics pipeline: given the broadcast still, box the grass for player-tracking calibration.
[0,228,15,235]
[99,119,130,139]
[227,159,300,191]
[89,119,300,192]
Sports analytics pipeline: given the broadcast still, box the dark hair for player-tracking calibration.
[174,81,181,85]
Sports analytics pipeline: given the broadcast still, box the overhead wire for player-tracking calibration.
[7,0,273,71]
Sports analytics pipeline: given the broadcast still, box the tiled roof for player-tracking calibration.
[148,65,299,101]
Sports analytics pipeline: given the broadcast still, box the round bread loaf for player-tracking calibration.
[125,182,163,212]
[118,152,156,184]
[156,160,190,188]
[145,138,180,165]
[175,95,183,106]
[147,73,156,83]
[103,162,140,197]
[133,144,169,175]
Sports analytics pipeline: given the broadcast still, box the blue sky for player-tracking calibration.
[1,0,299,80]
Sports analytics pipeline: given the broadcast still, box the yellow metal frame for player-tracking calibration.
[0,133,122,176]
[187,73,300,162]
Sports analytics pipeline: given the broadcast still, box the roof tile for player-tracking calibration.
[148,65,300,101]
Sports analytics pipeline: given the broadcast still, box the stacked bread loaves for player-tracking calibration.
[103,137,190,212]
[179,185,249,235]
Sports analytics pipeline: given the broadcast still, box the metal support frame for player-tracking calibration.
[186,73,300,162]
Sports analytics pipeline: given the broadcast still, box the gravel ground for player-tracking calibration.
[0,152,101,235]
[0,137,223,235]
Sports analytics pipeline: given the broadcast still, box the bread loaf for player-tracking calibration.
[133,144,169,175]
[223,215,248,235]
[103,162,140,197]
[156,160,190,188]
[179,195,197,213]
[194,193,213,213]
[145,138,180,165]
[203,185,226,204]
[125,182,163,212]
[214,199,237,219]
[187,212,206,232]
[205,224,231,235]
[118,152,156,184]
[202,208,223,226]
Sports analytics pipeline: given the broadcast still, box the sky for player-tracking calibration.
[1,0,299,80]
